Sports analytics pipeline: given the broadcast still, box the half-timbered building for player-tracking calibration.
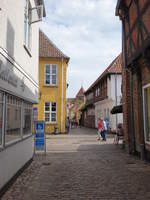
[116,0,150,159]
[82,54,123,130]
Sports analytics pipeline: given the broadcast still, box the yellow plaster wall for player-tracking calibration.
[37,57,67,134]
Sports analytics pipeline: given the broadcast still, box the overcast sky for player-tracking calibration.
[40,0,121,98]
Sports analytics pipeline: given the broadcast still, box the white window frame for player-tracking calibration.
[24,0,32,51]
[44,102,57,123]
[143,83,150,145]
[44,64,57,86]
[5,95,22,146]
[22,102,33,138]
[0,91,33,148]
[0,93,5,148]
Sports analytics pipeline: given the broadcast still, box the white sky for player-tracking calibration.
[40,0,122,97]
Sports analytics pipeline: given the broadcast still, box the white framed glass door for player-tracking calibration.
[143,84,150,143]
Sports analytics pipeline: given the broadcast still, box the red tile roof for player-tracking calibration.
[76,87,85,98]
[39,30,70,61]
[85,53,122,94]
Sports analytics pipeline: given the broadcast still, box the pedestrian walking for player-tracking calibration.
[97,118,103,140]
[101,119,107,141]
[66,117,70,133]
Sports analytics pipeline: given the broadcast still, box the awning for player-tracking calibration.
[111,105,122,114]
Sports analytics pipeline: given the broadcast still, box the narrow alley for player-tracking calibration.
[2,128,150,200]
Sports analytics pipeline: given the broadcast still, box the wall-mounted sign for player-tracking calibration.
[34,121,46,153]
[0,52,38,102]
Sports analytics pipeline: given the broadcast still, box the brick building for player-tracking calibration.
[116,0,150,159]
[82,54,122,130]
[67,87,85,125]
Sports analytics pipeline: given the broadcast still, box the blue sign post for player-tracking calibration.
[34,121,46,154]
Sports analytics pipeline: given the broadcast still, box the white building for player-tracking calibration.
[94,54,123,130]
[0,0,45,191]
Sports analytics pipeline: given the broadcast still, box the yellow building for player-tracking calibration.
[36,30,70,133]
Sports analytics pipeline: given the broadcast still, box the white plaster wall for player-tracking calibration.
[0,0,39,102]
[95,100,123,130]
[0,137,33,190]
[107,76,111,99]
[110,74,122,103]
[0,0,41,191]
[95,74,123,130]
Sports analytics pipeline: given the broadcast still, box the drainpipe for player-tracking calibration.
[61,57,64,133]
[137,68,146,160]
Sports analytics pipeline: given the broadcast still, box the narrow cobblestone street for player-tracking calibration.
[2,128,150,200]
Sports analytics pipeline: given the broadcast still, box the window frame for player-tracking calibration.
[143,83,150,145]
[44,102,57,123]
[0,92,5,148]
[44,64,57,86]
[24,0,32,52]
[5,95,22,146]
[0,91,33,148]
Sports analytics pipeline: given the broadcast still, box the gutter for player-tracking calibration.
[61,57,64,133]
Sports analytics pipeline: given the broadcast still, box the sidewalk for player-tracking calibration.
[2,128,150,200]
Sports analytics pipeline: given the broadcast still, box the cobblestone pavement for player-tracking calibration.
[2,128,150,200]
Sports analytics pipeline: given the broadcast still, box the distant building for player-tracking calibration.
[82,54,123,130]
[116,0,150,159]
[67,87,85,124]
[0,0,45,191]
[36,30,70,134]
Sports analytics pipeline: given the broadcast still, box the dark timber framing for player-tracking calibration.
[117,0,150,67]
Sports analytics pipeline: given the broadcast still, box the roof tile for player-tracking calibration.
[39,30,70,61]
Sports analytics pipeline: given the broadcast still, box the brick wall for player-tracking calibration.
[122,53,150,153]
[122,68,131,146]
[84,115,95,128]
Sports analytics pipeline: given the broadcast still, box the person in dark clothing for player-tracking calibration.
[66,117,70,133]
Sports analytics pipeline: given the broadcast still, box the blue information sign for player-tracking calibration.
[35,121,46,152]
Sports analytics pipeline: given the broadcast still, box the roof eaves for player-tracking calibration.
[84,53,122,94]
[39,30,70,61]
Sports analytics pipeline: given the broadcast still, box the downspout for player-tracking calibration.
[137,67,146,160]
[61,57,64,133]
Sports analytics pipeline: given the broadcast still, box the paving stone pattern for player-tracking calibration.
[2,128,150,200]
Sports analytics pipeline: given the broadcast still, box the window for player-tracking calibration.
[44,102,57,123]
[23,102,32,136]
[143,86,150,142]
[0,92,3,146]
[5,95,22,144]
[45,64,57,85]
[24,0,32,50]
[98,88,100,96]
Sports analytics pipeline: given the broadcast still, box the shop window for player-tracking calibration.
[24,0,32,50]
[44,102,57,123]
[144,86,150,142]
[45,64,57,85]
[0,93,3,146]
[23,102,32,136]
[5,95,22,144]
